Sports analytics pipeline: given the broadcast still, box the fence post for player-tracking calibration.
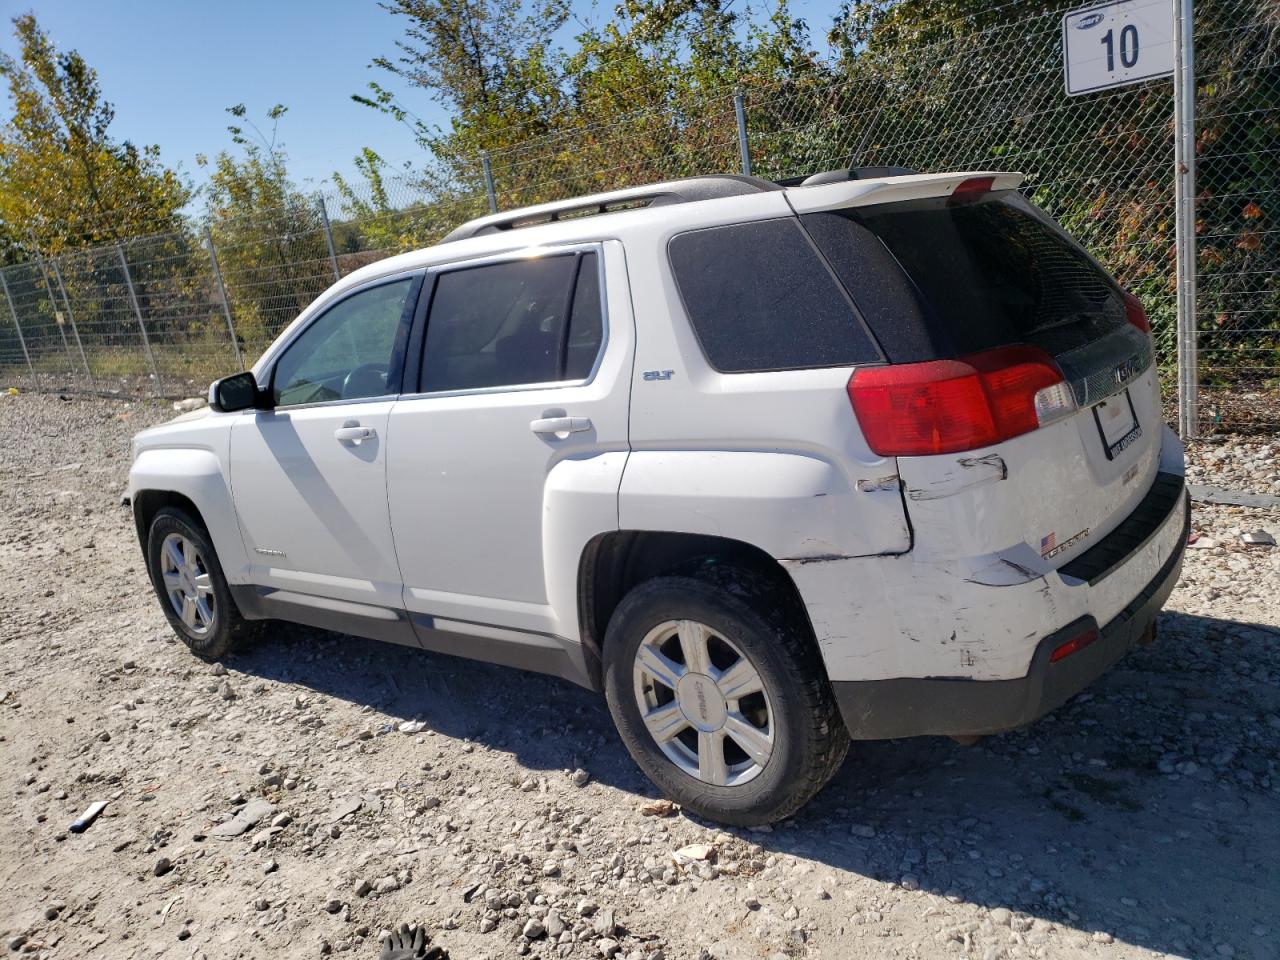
[734,89,752,177]
[205,228,245,372]
[316,195,341,282]
[50,257,95,391]
[1173,0,1198,440]
[29,236,79,385]
[481,152,498,214]
[116,244,161,394]
[0,268,38,389]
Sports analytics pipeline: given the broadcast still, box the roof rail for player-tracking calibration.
[441,174,780,243]
[774,166,918,187]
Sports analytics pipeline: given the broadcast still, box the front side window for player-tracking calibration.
[420,251,603,393]
[272,278,414,407]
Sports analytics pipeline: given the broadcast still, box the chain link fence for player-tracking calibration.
[0,0,1276,434]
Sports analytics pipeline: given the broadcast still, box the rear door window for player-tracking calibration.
[420,251,604,393]
[803,194,1125,361]
[669,219,881,373]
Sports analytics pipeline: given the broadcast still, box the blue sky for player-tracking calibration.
[1,0,838,199]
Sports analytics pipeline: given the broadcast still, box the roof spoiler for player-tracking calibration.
[785,171,1025,215]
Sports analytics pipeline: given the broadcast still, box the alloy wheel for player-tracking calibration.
[632,619,774,786]
[159,532,215,637]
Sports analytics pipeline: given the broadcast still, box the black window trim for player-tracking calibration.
[666,215,886,376]
[404,241,610,399]
[254,269,426,410]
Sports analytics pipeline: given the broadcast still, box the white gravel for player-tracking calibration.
[2,392,1278,960]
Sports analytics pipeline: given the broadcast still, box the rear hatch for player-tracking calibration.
[791,176,1162,571]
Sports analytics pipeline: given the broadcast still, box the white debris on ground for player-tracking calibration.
[1,393,1277,960]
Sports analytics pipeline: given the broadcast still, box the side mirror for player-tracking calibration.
[208,371,264,412]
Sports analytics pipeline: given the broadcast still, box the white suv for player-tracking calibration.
[129,169,1189,825]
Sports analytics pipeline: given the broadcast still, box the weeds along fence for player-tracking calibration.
[0,0,1276,435]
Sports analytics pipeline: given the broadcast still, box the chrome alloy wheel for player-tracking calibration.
[632,619,774,787]
[159,532,215,637]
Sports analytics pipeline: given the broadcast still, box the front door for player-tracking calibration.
[386,243,632,640]
[230,273,419,635]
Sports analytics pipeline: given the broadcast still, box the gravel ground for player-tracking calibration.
[2,392,1278,960]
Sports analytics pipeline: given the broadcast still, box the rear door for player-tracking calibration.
[799,188,1161,567]
[385,242,632,639]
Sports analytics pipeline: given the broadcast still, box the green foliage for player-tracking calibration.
[198,105,331,352]
[0,13,188,263]
[356,0,826,204]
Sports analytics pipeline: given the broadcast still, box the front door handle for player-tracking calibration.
[530,416,591,436]
[334,425,375,444]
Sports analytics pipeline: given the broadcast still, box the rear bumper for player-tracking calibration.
[830,490,1189,739]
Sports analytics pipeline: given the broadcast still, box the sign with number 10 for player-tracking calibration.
[1062,0,1175,95]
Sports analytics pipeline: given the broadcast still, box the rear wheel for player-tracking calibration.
[603,567,849,825]
[146,507,255,660]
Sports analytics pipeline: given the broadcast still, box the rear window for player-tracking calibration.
[669,219,880,373]
[802,194,1125,361]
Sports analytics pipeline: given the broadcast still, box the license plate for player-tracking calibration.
[1092,389,1141,460]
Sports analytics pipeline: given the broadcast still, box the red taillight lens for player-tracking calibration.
[1049,627,1099,663]
[1122,290,1151,334]
[848,345,1071,457]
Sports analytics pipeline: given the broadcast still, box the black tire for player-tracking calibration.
[602,565,849,826]
[146,507,256,660]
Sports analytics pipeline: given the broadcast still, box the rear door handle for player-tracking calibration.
[529,416,591,436]
[334,425,375,443]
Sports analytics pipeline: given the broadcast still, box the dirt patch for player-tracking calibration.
[2,393,1278,959]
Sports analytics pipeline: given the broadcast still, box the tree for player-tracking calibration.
[0,12,188,262]
[198,104,328,353]
[355,0,824,203]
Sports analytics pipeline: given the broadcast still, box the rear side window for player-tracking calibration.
[669,219,880,373]
[803,194,1124,361]
[421,252,603,393]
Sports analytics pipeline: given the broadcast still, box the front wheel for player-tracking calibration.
[146,507,255,660]
[602,567,849,826]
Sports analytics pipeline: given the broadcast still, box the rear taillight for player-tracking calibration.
[848,344,1075,457]
[1122,290,1151,335]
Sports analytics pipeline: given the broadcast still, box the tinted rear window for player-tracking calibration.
[803,194,1124,361]
[669,219,880,373]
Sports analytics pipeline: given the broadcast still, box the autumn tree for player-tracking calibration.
[0,12,188,263]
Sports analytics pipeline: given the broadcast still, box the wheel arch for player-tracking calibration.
[576,530,816,690]
[132,489,208,555]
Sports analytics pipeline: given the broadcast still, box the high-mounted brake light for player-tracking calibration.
[1122,289,1151,335]
[947,176,996,206]
[848,344,1075,457]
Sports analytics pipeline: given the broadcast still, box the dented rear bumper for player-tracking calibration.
[827,491,1187,739]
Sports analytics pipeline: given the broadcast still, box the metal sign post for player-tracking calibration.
[1064,0,1195,439]
[1172,0,1197,438]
